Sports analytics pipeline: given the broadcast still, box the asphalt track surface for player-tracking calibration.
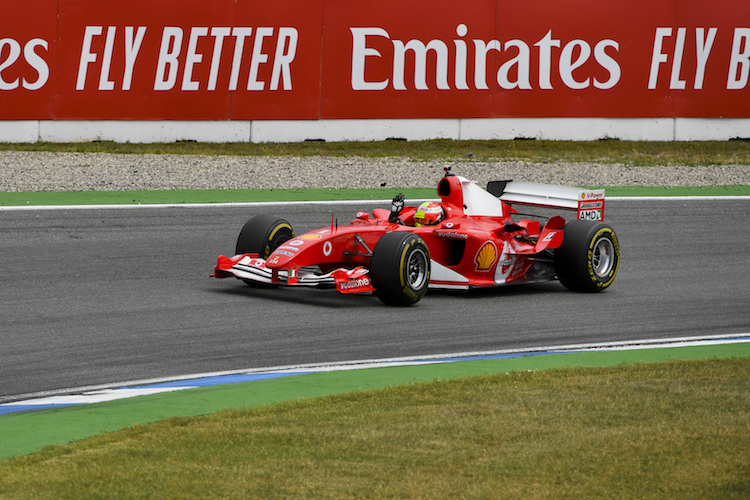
[2,198,749,401]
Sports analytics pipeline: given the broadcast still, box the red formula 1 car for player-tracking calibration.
[213,170,620,306]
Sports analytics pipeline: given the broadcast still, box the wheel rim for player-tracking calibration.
[406,248,428,289]
[592,237,615,278]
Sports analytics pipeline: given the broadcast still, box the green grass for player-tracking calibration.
[1,357,748,499]
[3,139,750,165]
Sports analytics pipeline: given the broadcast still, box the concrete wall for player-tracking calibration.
[1,118,749,143]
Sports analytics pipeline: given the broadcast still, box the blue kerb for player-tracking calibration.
[0,404,79,416]
[128,371,315,389]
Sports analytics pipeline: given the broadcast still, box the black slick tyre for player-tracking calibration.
[236,214,294,258]
[554,220,620,292]
[369,232,430,306]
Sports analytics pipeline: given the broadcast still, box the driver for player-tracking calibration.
[414,201,445,227]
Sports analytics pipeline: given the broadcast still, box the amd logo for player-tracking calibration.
[579,210,603,221]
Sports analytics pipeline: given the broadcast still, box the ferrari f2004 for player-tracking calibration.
[213,171,620,306]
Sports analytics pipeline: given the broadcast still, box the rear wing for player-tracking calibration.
[487,180,606,221]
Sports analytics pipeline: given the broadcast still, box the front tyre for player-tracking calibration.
[370,232,430,306]
[554,220,620,292]
[236,214,294,258]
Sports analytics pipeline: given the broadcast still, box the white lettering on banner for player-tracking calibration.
[182,27,208,91]
[0,37,49,90]
[560,39,590,89]
[207,27,230,91]
[78,26,147,91]
[728,28,750,90]
[75,25,298,92]
[393,38,450,90]
[648,27,721,90]
[351,27,389,90]
[498,39,531,89]
[77,26,102,90]
[593,39,620,89]
[695,28,717,90]
[350,25,621,91]
[23,39,50,90]
[535,30,560,90]
[454,24,469,89]
[670,27,687,90]
[124,27,147,91]
[271,28,298,91]
[229,28,252,91]
[472,38,500,90]
[154,26,298,91]
[154,27,183,90]
[98,27,117,91]
[649,28,669,89]
[247,27,272,91]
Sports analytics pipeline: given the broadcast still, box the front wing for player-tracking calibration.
[213,255,375,294]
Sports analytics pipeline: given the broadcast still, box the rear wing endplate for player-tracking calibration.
[487,180,605,221]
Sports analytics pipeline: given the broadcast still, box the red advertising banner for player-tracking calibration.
[53,0,323,120]
[1,0,748,120]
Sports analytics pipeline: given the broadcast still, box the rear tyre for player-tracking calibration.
[236,214,294,257]
[554,220,619,292]
[370,232,430,306]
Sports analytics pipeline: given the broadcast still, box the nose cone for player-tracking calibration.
[265,232,324,268]
[265,247,296,268]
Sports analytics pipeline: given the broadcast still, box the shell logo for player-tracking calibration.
[300,233,322,240]
[474,241,498,272]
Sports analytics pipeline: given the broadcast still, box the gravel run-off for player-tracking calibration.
[1,151,748,192]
